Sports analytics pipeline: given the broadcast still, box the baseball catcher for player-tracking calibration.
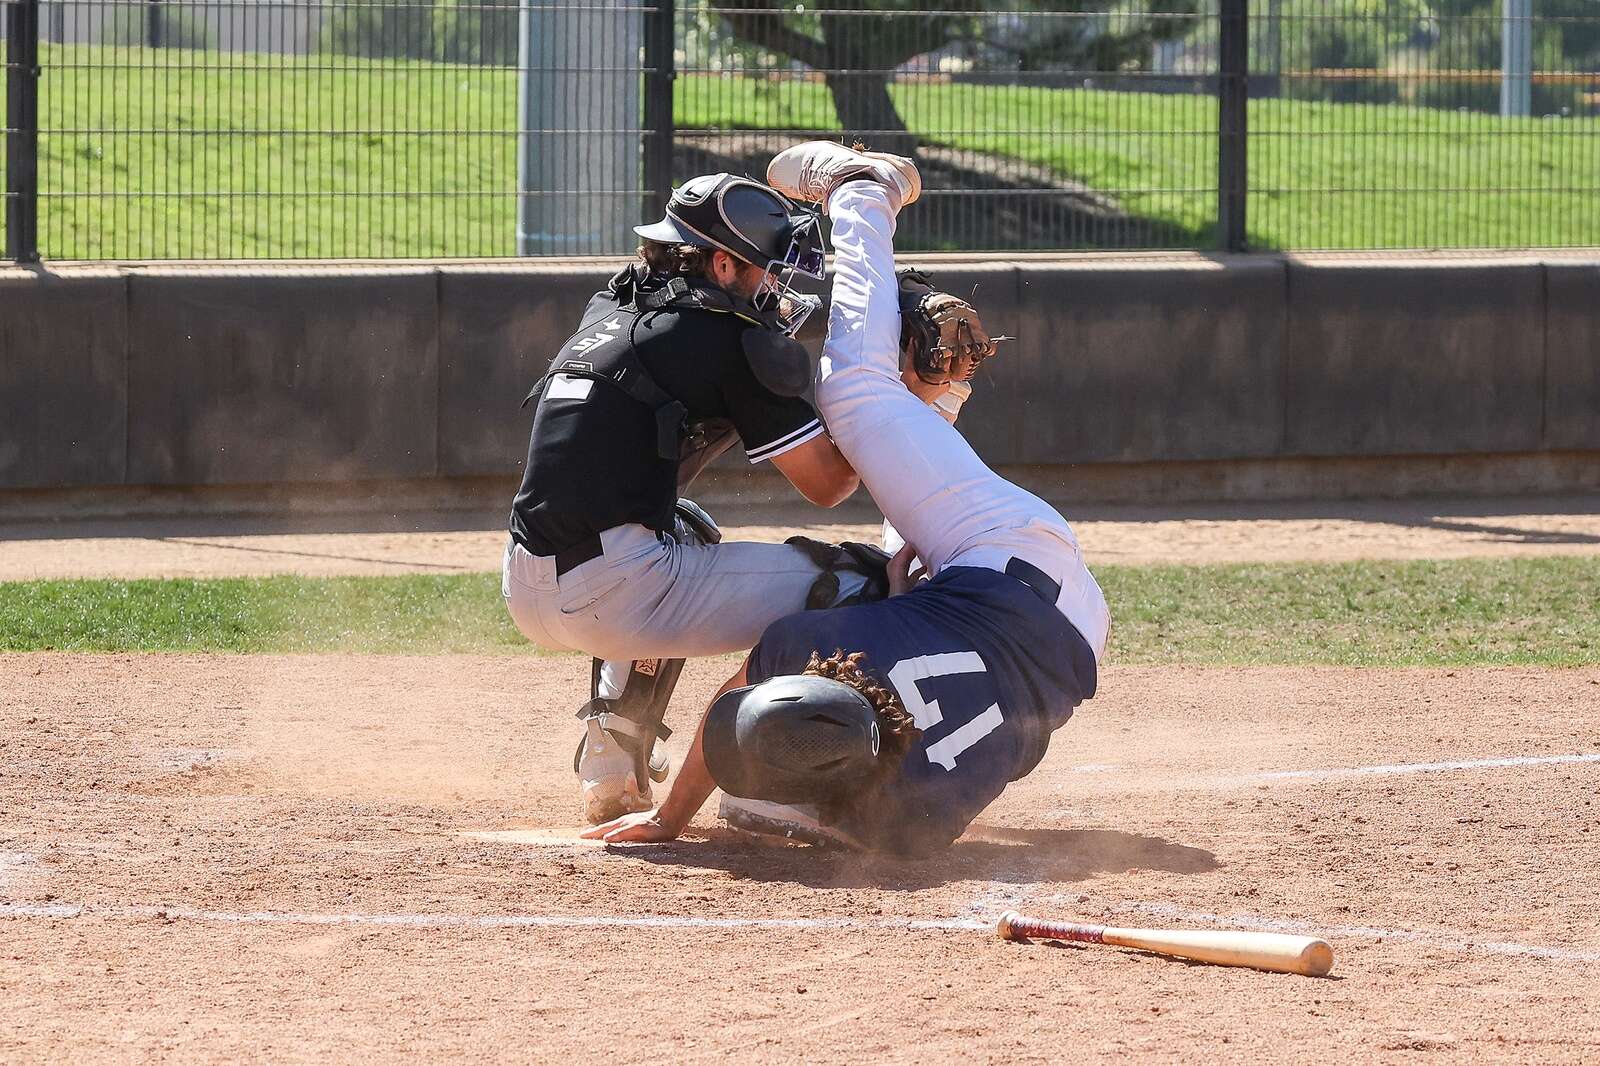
[585,143,1109,854]
[506,172,910,824]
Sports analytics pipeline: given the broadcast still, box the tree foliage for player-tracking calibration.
[319,0,518,65]
[107,6,218,51]
[1265,0,1600,114]
[708,0,1202,151]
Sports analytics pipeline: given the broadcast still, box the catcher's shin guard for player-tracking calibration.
[572,498,717,824]
[672,496,722,546]
[575,656,685,823]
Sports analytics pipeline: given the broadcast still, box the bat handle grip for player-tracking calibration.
[997,911,1105,944]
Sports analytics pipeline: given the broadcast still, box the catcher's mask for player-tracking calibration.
[702,675,883,805]
[634,173,825,337]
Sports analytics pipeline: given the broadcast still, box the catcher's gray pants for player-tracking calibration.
[502,525,827,662]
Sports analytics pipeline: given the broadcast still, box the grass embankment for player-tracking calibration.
[4,558,1598,666]
[13,46,1598,257]
[680,77,1600,250]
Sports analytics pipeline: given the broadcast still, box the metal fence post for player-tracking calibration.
[642,0,675,223]
[517,0,642,255]
[1500,0,1532,118]
[1217,0,1248,252]
[5,0,40,262]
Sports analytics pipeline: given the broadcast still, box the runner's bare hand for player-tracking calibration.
[580,808,682,844]
[887,542,925,596]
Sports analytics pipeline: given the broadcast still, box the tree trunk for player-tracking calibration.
[822,71,918,157]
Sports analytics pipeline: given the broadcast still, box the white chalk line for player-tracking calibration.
[3,898,1594,964]
[0,852,37,898]
[1250,752,1600,782]
[4,756,1594,959]
[0,852,35,878]
[1058,752,1600,789]
[0,901,985,932]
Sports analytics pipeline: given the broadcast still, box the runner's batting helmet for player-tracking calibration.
[701,674,883,805]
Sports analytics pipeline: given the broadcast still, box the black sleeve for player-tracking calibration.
[719,357,824,465]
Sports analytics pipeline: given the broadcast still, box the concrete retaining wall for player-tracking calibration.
[0,269,127,489]
[126,268,440,485]
[1284,260,1548,457]
[2,253,1596,500]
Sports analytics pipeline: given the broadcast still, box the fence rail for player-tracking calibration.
[3,0,1598,260]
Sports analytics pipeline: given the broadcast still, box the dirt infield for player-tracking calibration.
[3,652,1598,1062]
[3,494,1600,580]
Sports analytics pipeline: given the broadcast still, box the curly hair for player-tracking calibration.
[802,648,920,769]
[637,239,715,280]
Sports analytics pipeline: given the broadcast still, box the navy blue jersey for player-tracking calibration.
[747,566,1098,855]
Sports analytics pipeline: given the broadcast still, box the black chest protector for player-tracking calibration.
[527,300,690,462]
[512,267,808,555]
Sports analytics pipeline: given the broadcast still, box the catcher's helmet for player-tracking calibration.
[702,674,883,805]
[634,173,825,335]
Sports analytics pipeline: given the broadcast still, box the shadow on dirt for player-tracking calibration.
[617,823,1218,891]
[676,134,1206,252]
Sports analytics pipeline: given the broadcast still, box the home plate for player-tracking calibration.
[461,828,607,848]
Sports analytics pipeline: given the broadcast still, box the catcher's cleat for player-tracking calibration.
[717,795,861,849]
[766,141,921,214]
[575,718,655,824]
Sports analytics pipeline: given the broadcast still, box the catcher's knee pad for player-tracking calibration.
[784,536,892,610]
[574,656,685,784]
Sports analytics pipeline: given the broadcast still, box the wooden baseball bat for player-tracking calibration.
[997,911,1334,977]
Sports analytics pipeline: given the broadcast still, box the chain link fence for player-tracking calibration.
[3,0,1597,259]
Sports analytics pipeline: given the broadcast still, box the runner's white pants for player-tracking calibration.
[815,182,1111,659]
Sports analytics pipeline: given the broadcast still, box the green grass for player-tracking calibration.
[681,76,1600,249]
[12,46,1599,257]
[0,574,531,655]
[1107,558,1600,666]
[4,558,1598,665]
[25,46,523,258]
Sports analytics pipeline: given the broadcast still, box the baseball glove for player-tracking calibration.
[897,268,1002,385]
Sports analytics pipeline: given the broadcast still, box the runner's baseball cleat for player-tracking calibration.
[766,141,922,214]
